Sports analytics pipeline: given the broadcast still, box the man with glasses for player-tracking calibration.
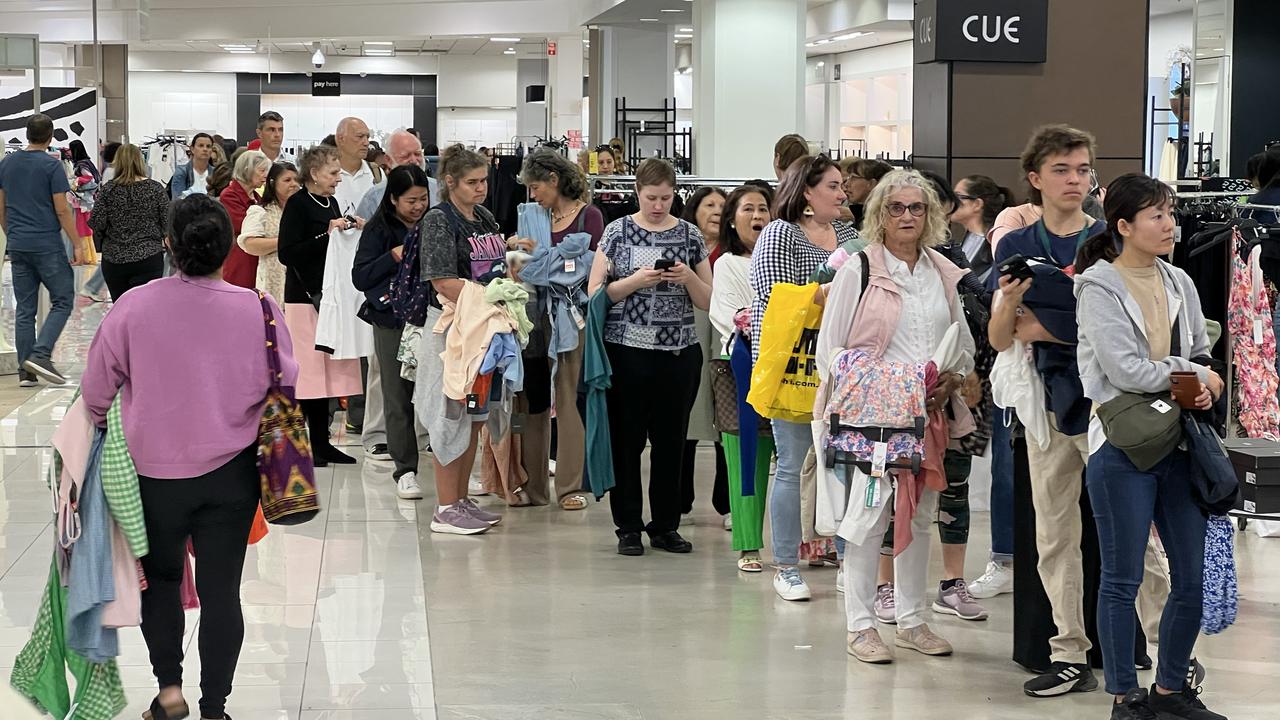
[256,111,295,165]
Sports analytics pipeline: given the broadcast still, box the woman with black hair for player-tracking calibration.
[352,164,433,500]
[952,175,1015,285]
[1075,173,1225,720]
[238,161,301,304]
[81,193,298,720]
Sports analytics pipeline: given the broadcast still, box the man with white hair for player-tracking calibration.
[355,129,440,219]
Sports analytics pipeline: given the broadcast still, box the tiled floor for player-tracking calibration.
[0,301,1277,719]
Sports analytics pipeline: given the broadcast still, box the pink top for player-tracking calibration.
[81,274,299,479]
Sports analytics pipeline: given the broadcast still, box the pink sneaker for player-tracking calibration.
[461,497,502,526]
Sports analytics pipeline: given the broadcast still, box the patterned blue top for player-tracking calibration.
[600,216,707,351]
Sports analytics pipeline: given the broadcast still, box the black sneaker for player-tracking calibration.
[1023,661,1098,697]
[1112,688,1159,719]
[1137,653,1153,670]
[17,370,38,388]
[365,444,391,461]
[649,531,693,553]
[23,357,67,385]
[617,532,644,556]
[1187,657,1206,689]
[1148,684,1227,720]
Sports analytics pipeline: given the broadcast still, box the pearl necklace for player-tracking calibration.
[307,190,331,209]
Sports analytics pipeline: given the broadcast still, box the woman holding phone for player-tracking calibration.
[1074,173,1224,720]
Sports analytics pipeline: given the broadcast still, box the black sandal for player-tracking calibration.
[142,696,190,720]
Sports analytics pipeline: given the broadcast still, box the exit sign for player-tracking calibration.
[548,42,557,56]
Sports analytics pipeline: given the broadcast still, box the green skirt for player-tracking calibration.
[721,432,774,552]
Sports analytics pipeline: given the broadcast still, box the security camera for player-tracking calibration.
[311,48,325,69]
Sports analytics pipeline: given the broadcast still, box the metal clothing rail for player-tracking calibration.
[591,175,775,186]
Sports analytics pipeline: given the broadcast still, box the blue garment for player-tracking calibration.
[355,175,439,221]
[517,202,552,249]
[1201,516,1237,635]
[770,419,811,566]
[521,232,594,357]
[988,404,1014,562]
[0,149,72,252]
[480,332,524,392]
[168,162,194,199]
[729,331,763,496]
[11,250,75,365]
[65,429,119,663]
[583,290,615,499]
[1086,441,1206,695]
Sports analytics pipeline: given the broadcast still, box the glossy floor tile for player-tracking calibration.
[0,297,1277,719]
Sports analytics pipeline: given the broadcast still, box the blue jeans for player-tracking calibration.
[989,404,1015,563]
[83,266,105,295]
[1086,442,1205,695]
[10,249,75,364]
[769,419,811,566]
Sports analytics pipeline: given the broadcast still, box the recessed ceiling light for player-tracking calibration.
[503,49,516,55]
[640,18,659,22]
[365,41,393,46]
[814,39,831,45]
[805,42,817,48]
[490,37,521,42]
[660,8,682,12]
[816,61,825,67]
[832,32,864,41]
[679,27,693,33]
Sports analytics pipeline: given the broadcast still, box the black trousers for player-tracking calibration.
[606,342,702,536]
[302,398,337,453]
[373,324,418,479]
[138,445,259,719]
[681,440,730,515]
[101,253,165,301]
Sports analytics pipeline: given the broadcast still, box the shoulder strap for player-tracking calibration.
[368,160,383,185]
[857,250,869,300]
[575,205,588,233]
[258,291,283,390]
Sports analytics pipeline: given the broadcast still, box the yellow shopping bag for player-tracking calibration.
[748,282,824,423]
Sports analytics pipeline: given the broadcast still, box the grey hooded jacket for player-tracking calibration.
[1074,259,1211,407]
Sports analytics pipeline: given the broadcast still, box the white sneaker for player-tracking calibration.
[722,514,733,531]
[396,472,424,500]
[836,567,845,594]
[773,567,812,601]
[548,459,557,476]
[467,477,489,496]
[968,561,1014,599]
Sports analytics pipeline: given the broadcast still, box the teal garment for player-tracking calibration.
[583,289,615,499]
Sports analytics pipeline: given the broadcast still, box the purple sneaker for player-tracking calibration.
[461,497,502,526]
[430,502,491,535]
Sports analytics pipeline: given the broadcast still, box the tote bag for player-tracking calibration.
[748,282,824,423]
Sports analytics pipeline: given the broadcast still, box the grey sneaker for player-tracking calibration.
[430,502,491,535]
[874,582,897,624]
[460,497,502,526]
[894,623,953,656]
[23,357,67,385]
[932,579,989,621]
[847,628,893,664]
[17,370,38,388]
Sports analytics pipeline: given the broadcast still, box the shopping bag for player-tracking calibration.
[248,504,269,545]
[748,282,824,423]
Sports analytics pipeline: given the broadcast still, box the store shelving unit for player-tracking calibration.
[837,70,912,160]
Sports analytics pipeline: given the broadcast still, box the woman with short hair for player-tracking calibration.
[87,143,170,300]
[219,149,271,288]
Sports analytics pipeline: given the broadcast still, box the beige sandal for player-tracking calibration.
[559,494,589,511]
[509,488,533,507]
[737,554,764,573]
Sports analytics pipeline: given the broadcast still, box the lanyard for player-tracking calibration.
[1034,219,1093,265]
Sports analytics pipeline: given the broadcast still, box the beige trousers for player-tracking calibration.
[521,341,586,505]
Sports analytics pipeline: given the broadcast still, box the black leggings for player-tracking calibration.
[138,445,259,719]
[101,253,165,301]
[301,398,338,452]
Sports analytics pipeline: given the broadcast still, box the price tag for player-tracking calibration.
[1149,399,1174,415]
[564,258,576,274]
[871,441,888,478]
[466,394,481,411]
[863,475,882,508]
[1255,318,1265,345]
[568,303,586,330]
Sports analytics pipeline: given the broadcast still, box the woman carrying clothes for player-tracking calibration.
[415,144,508,536]
[1073,173,1226,720]
[87,144,170,300]
[352,165,433,502]
[238,162,301,305]
[750,153,857,601]
[709,184,774,571]
[278,144,363,467]
[219,150,271,289]
[587,158,713,557]
[815,169,975,664]
[80,193,298,720]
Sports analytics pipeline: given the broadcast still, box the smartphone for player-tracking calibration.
[654,258,676,271]
[997,254,1034,282]
[1169,372,1200,409]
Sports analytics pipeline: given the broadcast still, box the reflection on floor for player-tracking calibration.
[0,301,1276,719]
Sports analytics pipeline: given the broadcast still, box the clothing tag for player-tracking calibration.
[1149,399,1174,415]
[1246,471,1257,486]
[871,442,888,478]
[1255,318,1264,345]
[564,258,576,274]
[1174,226,1183,244]
[864,475,881,508]
[569,303,586,330]
[466,394,481,411]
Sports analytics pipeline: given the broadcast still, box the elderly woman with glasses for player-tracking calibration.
[814,169,976,665]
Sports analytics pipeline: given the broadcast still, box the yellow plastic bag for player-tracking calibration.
[748,282,824,423]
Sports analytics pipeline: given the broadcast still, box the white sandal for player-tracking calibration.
[737,554,764,573]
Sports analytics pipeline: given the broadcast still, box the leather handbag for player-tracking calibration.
[255,291,320,524]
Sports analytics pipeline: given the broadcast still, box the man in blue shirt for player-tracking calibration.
[0,114,85,386]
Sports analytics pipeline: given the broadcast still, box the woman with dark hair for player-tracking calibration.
[840,158,894,226]
[751,153,856,601]
[1245,148,1280,223]
[67,139,99,249]
[81,193,298,720]
[588,158,713,556]
[171,132,215,199]
[513,149,602,510]
[773,134,809,180]
[415,144,509,535]
[87,143,170,300]
[238,162,301,303]
[279,144,363,466]
[100,141,122,182]
[683,187,727,264]
[1074,173,1223,720]
[353,164,433,500]
[951,174,1015,285]
[709,183,774,571]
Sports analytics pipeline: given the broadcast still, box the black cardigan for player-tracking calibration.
[352,212,410,328]
[277,190,341,305]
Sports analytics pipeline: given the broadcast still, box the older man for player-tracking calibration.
[355,129,440,219]
[255,111,296,165]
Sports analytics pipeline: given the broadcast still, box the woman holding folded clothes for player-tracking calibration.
[1073,173,1225,720]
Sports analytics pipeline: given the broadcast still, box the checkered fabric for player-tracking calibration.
[101,398,148,558]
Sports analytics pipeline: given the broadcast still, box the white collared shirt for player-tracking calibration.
[880,249,953,366]
[335,160,378,218]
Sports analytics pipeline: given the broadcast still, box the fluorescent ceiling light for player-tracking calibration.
[805,42,817,47]
[660,8,682,12]
[490,37,521,42]
[640,18,659,22]
[833,32,864,41]
[365,41,393,46]
[227,48,256,54]
[817,61,825,67]
[679,27,692,32]
[503,49,516,55]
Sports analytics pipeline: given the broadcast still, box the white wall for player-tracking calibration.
[127,71,238,141]
[129,51,440,76]
[1148,11,1193,81]
[437,55,518,109]
[437,107,517,149]
[831,41,913,78]
[261,94,413,150]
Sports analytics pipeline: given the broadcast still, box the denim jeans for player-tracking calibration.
[769,419,811,566]
[10,249,75,364]
[1086,442,1205,695]
[989,404,1015,563]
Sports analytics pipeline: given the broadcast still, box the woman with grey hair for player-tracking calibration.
[511,149,603,510]
[814,169,976,665]
[219,148,271,288]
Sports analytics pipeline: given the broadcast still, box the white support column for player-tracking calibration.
[549,34,585,143]
[591,25,675,161]
[693,0,805,177]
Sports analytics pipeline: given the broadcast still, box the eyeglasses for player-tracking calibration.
[956,193,977,202]
[886,202,927,217]
[846,174,864,181]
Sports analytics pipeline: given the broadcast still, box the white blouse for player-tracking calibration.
[709,253,754,357]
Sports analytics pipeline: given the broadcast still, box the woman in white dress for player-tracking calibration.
[237,161,300,303]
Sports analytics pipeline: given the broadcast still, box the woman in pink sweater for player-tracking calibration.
[81,192,298,720]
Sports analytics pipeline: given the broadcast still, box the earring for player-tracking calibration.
[803,205,815,217]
